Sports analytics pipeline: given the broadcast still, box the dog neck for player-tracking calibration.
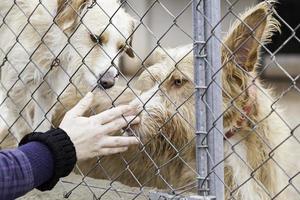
[225,84,257,139]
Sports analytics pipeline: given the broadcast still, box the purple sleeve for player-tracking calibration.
[0,142,54,199]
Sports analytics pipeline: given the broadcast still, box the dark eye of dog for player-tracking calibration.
[90,34,102,45]
[174,79,183,86]
[174,79,188,87]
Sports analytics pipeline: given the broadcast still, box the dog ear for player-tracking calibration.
[125,36,135,58]
[125,20,136,58]
[223,2,280,72]
[56,0,91,32]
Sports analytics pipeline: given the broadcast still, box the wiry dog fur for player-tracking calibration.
[0,0,136,140]
[51,2,300,199]
[10,1,300,199]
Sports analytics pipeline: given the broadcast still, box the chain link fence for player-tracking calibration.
[0,0,299,199]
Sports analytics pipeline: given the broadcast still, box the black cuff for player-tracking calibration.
[19,128,77,191]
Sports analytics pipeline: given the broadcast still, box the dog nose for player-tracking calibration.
[99,78,115,89]
[98,71,116,89]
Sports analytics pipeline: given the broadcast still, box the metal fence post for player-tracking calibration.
[193,0,209,196]
[204,0,224,199]
[193,0,224,199]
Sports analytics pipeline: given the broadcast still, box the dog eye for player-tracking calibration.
[90,34,102,45]
[173,79,188,87]
[174,79,183,86]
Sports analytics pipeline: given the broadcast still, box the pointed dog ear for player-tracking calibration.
[125,20,137,58]
[125,36,135,58]
[223,2,280,72]
[56,0,91,32]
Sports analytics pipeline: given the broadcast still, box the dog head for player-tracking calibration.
[130,45,194,149]
[56,0,136,89]
[130,2,279,148]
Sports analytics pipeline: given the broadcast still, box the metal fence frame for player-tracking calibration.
[193,0,223,199]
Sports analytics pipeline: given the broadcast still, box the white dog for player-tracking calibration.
[0,0,135,141]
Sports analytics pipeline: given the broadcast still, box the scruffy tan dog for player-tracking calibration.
[52,2,300,199]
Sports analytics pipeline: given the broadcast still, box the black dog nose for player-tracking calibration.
[99,78,115,89]
[98,71,116,89]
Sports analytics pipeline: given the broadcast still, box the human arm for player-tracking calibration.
[0,92,140,199]
[0,141,54,200]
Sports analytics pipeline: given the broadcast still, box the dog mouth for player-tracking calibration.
[123,122,139,136]
[122,118,148,142]
[122,112,162,144]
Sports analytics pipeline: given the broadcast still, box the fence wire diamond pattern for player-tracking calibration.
[0,0,299,199]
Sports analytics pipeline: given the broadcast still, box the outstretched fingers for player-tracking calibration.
[66,92,94,118]
[91,105,137,124]
[97,147,129,156]
[101,116,140,134]
[99,136,139,148]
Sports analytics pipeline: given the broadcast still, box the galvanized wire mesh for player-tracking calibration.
[0,0,299,199]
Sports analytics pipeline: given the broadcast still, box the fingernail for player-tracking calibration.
[86,92,93,98]
[120,105,132,112]
[128,103,139,110]
[125,116,135,121]
[134,116,140,122]
[121,147,128,152]
[132,138,139,144]
[125,109,138,116]
[129,116,140,124]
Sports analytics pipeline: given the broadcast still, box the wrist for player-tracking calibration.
[19,128,77,191]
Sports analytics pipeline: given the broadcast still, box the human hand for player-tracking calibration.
[59,92,140,161]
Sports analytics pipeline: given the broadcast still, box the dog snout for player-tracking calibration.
[98,71,116,89]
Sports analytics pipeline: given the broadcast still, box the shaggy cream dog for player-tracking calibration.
[52,2,300,199]
[0,0,135,140]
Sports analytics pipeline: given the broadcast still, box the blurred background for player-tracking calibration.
[122,0,300,138]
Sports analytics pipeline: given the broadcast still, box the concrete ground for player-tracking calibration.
[18,173,152,200]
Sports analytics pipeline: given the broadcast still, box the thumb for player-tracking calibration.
[67,92,94,117]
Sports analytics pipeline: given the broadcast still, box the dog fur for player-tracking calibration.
[0,0,136,141]
[1,1,298,199]
[51,2,300,199]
